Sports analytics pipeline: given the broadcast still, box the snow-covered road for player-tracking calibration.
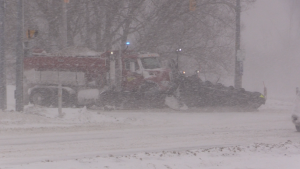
[1,100,300,168]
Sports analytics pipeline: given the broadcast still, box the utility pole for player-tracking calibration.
[58,0,69,116]
[234,0,242,89]
[116,47,122,92]
[16,0,24,112]
[0,0,6,110]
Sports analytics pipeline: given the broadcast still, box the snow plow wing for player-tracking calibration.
[177,74,266,110]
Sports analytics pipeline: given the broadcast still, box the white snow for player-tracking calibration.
[1,85,300,168]
[51,46,103,57]
[77,89,99,105]
[165,96,188,111]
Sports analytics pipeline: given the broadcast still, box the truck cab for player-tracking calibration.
[104,51,173,94]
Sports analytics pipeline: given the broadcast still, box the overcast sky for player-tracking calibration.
[242,0,300,100]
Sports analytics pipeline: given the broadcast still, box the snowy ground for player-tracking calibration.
[1,86,300,169]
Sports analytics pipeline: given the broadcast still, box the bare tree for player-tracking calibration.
[3,0,255,83]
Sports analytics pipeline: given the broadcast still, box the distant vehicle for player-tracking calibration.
[292,88,300,132]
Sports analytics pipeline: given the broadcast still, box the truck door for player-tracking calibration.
[122,59,143,92]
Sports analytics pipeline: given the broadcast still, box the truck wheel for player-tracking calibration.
[30,91,51,107]
[98,91,116,111]
[296,125,300,132]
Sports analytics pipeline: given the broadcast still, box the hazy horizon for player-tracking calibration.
[243,0,300,100]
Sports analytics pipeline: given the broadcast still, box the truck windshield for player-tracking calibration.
[141,57,160,69]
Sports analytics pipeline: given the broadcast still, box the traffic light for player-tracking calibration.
[26,30,38,39]
[189,0,196,11]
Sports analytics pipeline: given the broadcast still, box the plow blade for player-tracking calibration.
[176,74,266,110]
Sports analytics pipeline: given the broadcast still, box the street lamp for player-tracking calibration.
[124,42,130,51]
[175,48,182,69]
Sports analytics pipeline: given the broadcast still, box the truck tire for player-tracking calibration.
[30,91,51,107]
[98,91,116,111]
[139,82,164,108]
[296,125,300,132]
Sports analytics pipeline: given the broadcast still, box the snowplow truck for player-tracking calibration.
[174,71,266,110]
[24,50,177,109]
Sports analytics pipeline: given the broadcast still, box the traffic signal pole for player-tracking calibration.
[62,0,68,48]
[234,0,242,89]
[16,0,24,112]
[0,0,6,110]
